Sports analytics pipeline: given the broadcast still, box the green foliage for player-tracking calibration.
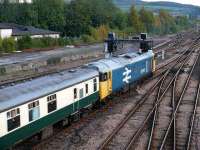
[81,35,95,43]
[64,0,120,37]
[16,37,73,51]
[17,35,32,50]
[29,38,58,49]
[0,38,2,53]
[41,37,57,47]
[34,0,65,32]
[175,16,190,30]
[110,11,128,30]
[90,25,109,42]
[64,0,91,37]
[2,38,16,53]
[0,0,191,48]
[31,38,46,48]
[58,38,70,46]
[158,9,177,34]
[139,7,155,33]
[128,6,144,34]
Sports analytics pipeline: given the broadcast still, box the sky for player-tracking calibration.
[143,0,200,6]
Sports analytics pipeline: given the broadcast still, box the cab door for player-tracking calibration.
[99,71,112,101]
[108,71,112,93]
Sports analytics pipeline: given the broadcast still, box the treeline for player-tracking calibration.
[0,0,190,44]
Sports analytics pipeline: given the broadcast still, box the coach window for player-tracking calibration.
[7,108,20,132]
[47,94,57,113]
[93,78,97,92]
[79,88,84,99]
[28,101,40,122]
[74,88,77,99]
[85,84,88,94]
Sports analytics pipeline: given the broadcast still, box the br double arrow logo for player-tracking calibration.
[123,67,131,84]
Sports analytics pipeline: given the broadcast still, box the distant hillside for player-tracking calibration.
[113,0,200,18]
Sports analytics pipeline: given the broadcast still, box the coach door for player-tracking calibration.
[73,88,79,112]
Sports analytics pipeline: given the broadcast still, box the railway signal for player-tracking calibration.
[104,32,153,57]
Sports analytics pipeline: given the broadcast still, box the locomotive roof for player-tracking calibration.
[0,68,98,113]
[89,50,154,72]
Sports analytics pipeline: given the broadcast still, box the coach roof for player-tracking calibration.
[0,68,98,113]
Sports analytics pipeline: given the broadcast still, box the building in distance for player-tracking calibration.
[0,0,32,3]
[0,23,60,40]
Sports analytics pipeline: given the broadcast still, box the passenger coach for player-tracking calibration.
[0,68,99,149]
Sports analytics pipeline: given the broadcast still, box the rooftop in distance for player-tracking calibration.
[0,23,60,40]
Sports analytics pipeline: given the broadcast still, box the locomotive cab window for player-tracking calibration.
[7,108,20,132]
[100,73,108,81]
[28,101,40,122]
[47,94,57,113]
[93,78,97,92]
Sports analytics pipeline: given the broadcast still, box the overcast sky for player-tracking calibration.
[143,0,200,6]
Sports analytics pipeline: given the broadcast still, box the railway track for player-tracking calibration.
[11,32,199,150]
[125,42,200,150]
[11,35,190,150]
[13,37,196,149]
[146,51,200,150]
[98,36,200,150]
[0,56,103,87]
[157,52,200,150]
[28,35,200,150]
[0,31,195,87]
[187,81,200,150]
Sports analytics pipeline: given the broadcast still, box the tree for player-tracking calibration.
[64,0,91,37]
[139,7,155,33]
[90,25,109,42]
[128,6,144,34]
[34,0,65,32]
[64,0,119,37]
[111,11,127,30]
[0,0,18,23]
[159,10,177,34]
[16,3,38,26]
[154,15,162,34]
[175,16,189,30]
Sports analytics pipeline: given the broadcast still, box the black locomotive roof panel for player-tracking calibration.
[0,68,98,113]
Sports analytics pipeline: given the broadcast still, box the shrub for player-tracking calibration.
[0,38,2,53]
[90,25,109,42]
[81,35,94,43]
[58,38,71,46]
[31,38,46,48]
[41,37,58,47]
[2,37,16,53]
[17,35,32,50]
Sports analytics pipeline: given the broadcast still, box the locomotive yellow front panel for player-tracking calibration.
[99,71,112,101]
